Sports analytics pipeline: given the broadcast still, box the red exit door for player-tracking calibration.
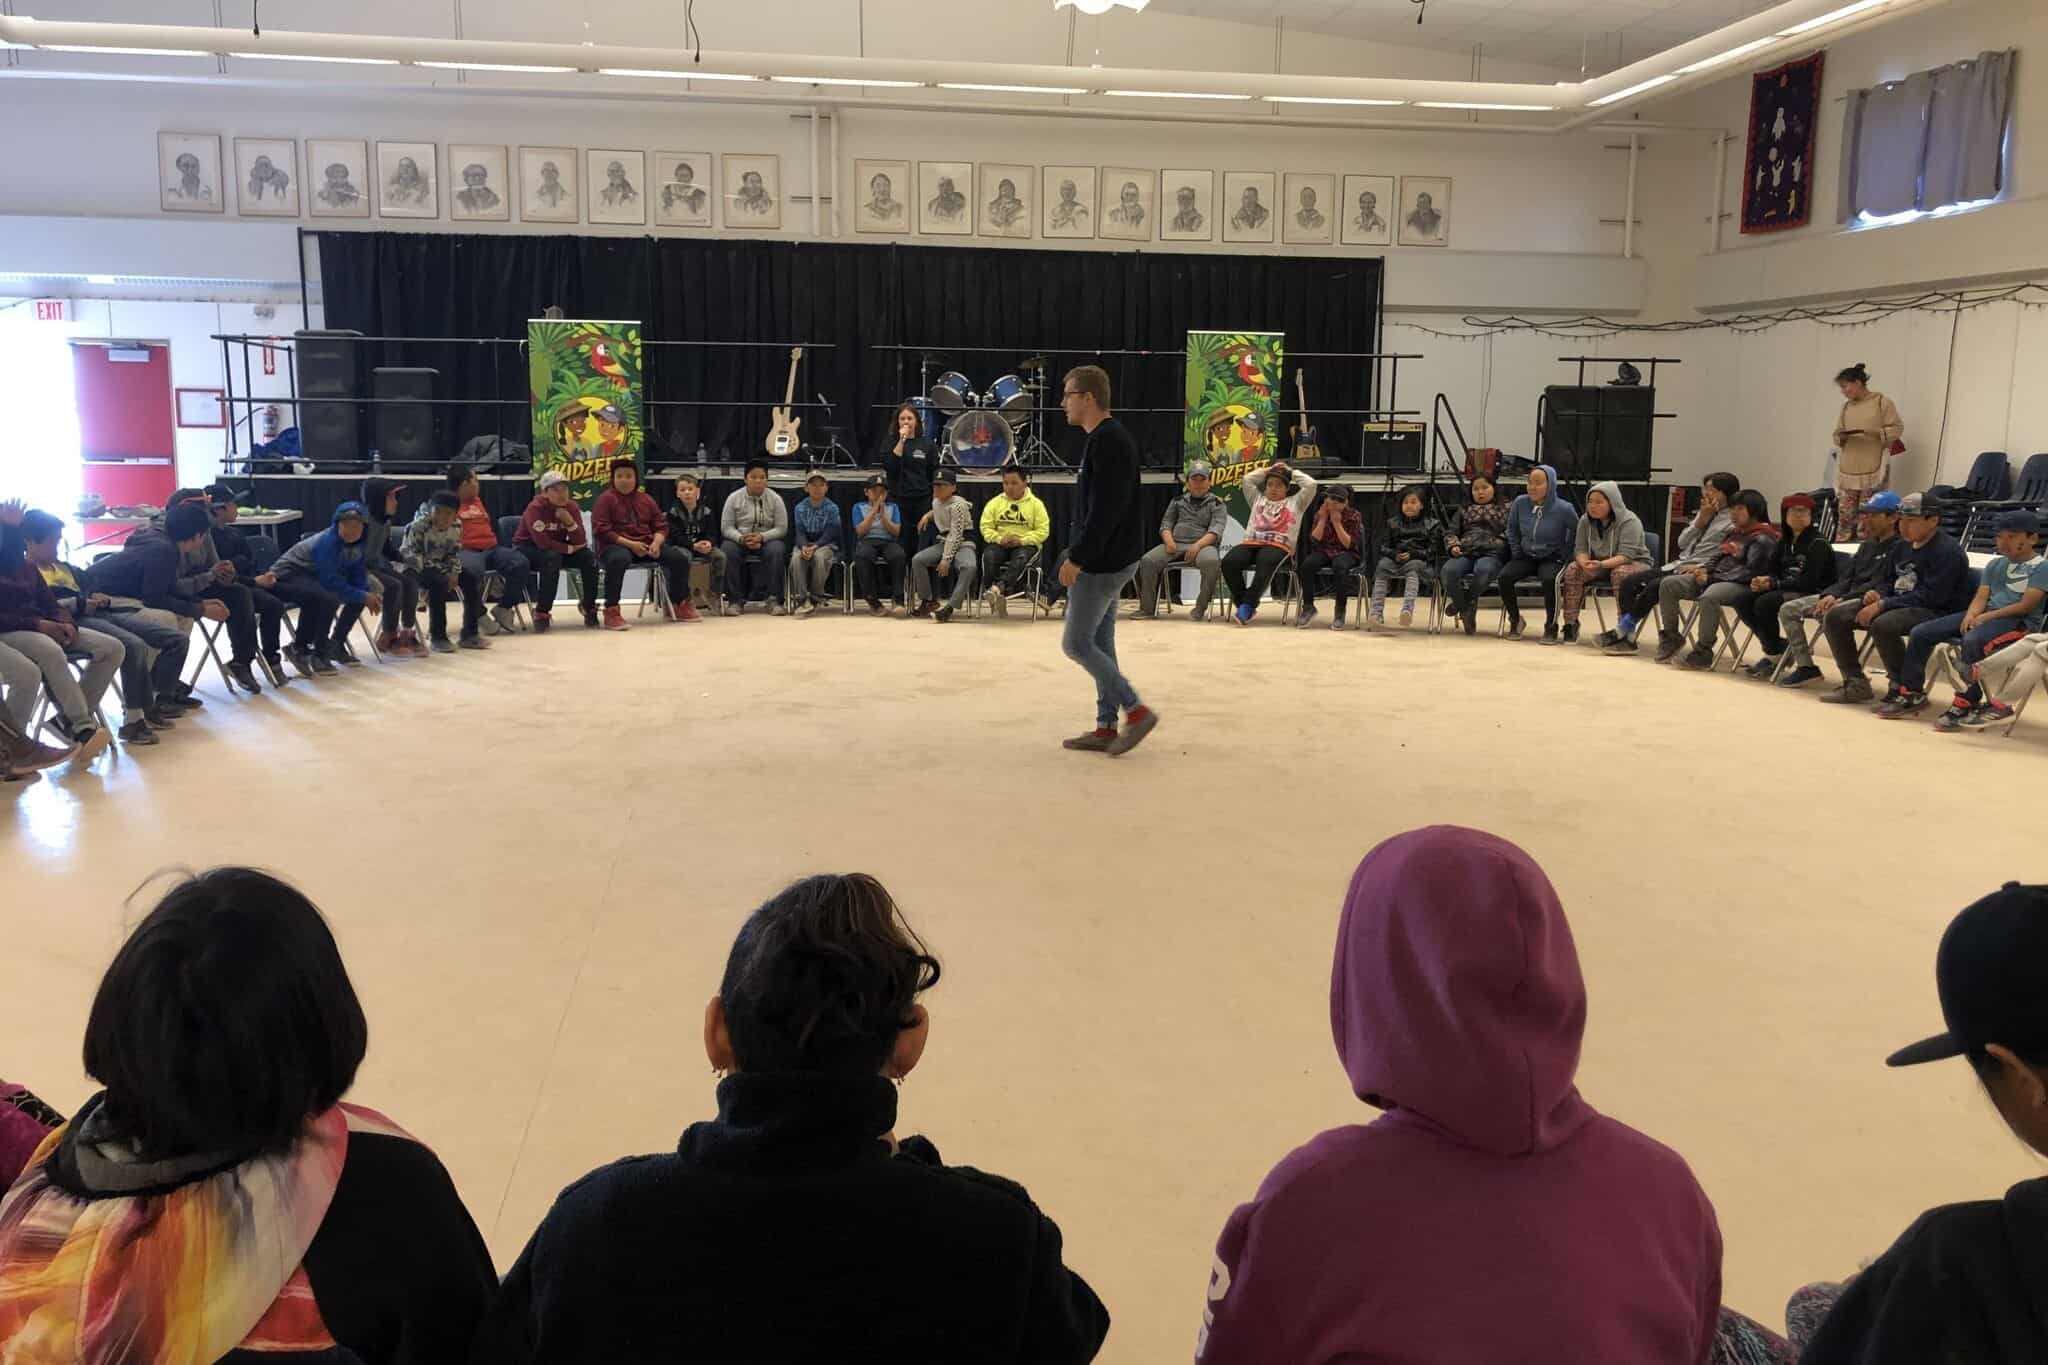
[72,340,178,509]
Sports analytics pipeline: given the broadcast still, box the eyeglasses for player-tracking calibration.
[1061,389,1083,399]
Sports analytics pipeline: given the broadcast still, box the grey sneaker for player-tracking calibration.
[770,601,788,617]
[1818,678,1875,703]
[1678,646,1716,670]
[1653,635,1684,663]
[492,605,521,634]
[1295,606,1319,629]
[430,636,457,654]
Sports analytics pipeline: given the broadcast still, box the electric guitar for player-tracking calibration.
[1290,370,1321,464]
[766,346,804,457]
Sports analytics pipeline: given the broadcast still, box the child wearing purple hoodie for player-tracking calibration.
[1196,826,1729,1365]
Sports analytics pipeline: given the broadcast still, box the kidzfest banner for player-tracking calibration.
[528,319,644,507]
[1183,330,1283,520]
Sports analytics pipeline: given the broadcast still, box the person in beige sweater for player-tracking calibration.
[1833,362,1903,541]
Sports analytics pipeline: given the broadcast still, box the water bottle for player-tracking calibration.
[370,446,382,472]
[696,442,708,462]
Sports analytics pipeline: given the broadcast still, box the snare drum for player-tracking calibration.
[930,371,974,413]
[945,409,1015,473]
[985,373,1029,415]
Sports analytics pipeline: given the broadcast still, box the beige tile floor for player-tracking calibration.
[7,607,2045,1362]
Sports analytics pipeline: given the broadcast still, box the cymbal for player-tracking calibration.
[1016,356,1049,370]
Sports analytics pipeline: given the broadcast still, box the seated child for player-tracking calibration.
[1224,462,1317,625]
[977,464,1050,618]
[905,471,977,623]
[1297,484,1364,630]
[269,502,383,676]
[403,491,488,652]
[666,473,724,608]
[1370,486,1440,628]
[789,471,844,618]
[851,475,905,613]
[206,485,292,684]
[515,470,603,629]
[1924,510,2048,730]
[360,477,423,657]
[594,459,689,630]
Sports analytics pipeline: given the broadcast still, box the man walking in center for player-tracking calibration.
[1058,365,1157,756]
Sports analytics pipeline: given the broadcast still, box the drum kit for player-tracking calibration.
[919,356,1065,471]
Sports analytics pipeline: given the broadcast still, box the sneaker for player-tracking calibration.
[3,733,74,776]
[983,587,1003,615]
[1592,630,1619,648]
[1818,678,1875,703]
[1870,685,1903,713]
[1296,606,1319,629]
[1539,622,1560,646]
[1400,608,1415,628]
[1932,700,1976,732]
[993,590,1009,619]
[532,610,553,633]
[141,706,178,730]
[47,717,110,764]
[935,604,955,623]
[430,635,456,654]
[583,607,602,629]
[722,602,743,618]
[492,605,521,634]
[911,601,935,619]
[1506,618,1526,640]
[677,601,701,622]
[1561,624,1579,645]
[285,645,319,679]
[1062,727,1118,752]
[1776,664,1825,688]
[603,607,629,631]
[1653,634,1683,663]
[1191,603,1211,623]
[225,659,263,692]
[117,718,158,746]
[307,652,339,677]
[1877,689,1930,719]
[459,634,489,651]
[770,601,789,617]
[1108,706,1159,757]
[375,628,399,653]
[891,604,910,619]
[163,683,203,710]
[1331,612,1347,630]
[866,598,884,615]
[1235,602,1255,625]
[1602,637,1639,656]
[794,601,816,619]
[258,654,290,687]
[1745,657,1779,680]
[1678,646,1716,670]
[398,629,425,657]
[331,639,360,666]
[1962,699,2016,729]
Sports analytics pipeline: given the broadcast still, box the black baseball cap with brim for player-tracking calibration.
[933,469,958,487]
[1887,881,2048,1067]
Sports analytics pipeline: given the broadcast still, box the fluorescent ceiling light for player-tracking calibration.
[416,59,577,73]
[770,75,925,87]
[939,81,1092,94]
[1105,89,1252,100]
[85,275,118,285]
[1416,101,1554,111]
[1777,0,1887,37]
[1674,37,1779,74]
[1262,95,1407,106]
[42,44,213,57]
[1054,0,1151,13]
[598,67,760,80]
[1589,73,1676,106]
[231,51,400,65]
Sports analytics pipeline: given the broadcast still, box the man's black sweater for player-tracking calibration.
[472,1071,1110,1365]
[1067,415,1143,573]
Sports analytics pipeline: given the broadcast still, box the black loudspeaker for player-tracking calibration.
[295,329,364,464]
[1541,385,1653,480]
[371,367,439,464]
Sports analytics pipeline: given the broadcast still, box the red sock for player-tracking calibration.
[1091,726,1117,737]
[1124,705,1151,725]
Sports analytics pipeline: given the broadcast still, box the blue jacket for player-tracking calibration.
[272,502,373,606]
[1506,466,1578,564]
[1880,529,1971,614]
[792,496,843,550]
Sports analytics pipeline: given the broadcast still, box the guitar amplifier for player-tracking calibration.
[1359,422,1425,472]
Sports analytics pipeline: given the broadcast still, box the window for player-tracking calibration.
[1838,48,2014,225]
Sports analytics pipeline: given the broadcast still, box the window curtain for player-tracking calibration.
[1838,49,2015,222]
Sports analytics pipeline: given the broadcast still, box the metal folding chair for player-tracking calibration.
[976,545,1043,620]
[30,650,120,739]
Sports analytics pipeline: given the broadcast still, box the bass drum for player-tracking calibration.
[904,395,942,443]
[930,371,974,413]
[985,373,1029,415]
[946,409,1015,473]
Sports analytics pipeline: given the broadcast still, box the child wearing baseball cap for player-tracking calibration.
[1925,509,2048,729]
[1791,882,2048,1361]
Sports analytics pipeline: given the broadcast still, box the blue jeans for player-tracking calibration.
[1062,565,1141,727]
[1903,612,2021,696]
[1441,555,1503,616]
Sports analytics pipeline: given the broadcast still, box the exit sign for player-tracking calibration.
[33,299,68,322]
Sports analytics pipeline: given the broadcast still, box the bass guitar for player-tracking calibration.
[766,346,804,457]
[1290,369,1321,464]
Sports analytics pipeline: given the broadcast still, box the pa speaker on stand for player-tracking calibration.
[371,367,439,467]
[294,329,365,468]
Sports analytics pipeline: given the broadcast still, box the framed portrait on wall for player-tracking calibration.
[1160,169,1214,241]
[1281,172,1334,245]
[854,158,910,233]
[723,153,781,229]
[1340,173,1393,246]
[587,149,646,225]
[919,161,973,236]
[1222,171,1276,243]
[447,144,510,222]
[978,162,1032,239]
[519,147,578,223]
[376,141,438,219]
[306,139,370,219]
[158,132,223,214]
[1099,167,1154,241]
[234,137,299,217]
[1398,175,1451,246]
[654,151,712,227]
[1042,165,1095,239]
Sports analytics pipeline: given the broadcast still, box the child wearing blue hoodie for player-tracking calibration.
[1497,465,1577,641]
[268,502,382,677]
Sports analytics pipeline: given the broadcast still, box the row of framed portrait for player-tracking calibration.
[856,163,1451,247]
[154,130,1452,247]
[156,133,784,228]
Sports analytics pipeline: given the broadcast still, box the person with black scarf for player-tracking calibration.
[1737,493,1836,679]
[475,872,1111,1365]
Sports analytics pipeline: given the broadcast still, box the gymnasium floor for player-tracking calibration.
[8,606,2044,1362]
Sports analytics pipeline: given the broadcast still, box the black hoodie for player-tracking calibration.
[1762,524,1836,595]
[472,1071,1109,1365]
[360,477,409,571]
[1799,1175,2048,1364]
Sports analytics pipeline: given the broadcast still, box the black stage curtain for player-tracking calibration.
[316,232,1381,469]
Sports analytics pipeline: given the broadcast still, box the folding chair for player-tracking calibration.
[481,516,535,633]
[1996,667,2048,736]
[30,651,120,739]
[1585,534,1662,639]
[976,544,1042,621]
[633,560,679,619]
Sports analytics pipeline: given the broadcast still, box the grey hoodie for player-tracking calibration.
[1668,507,1731,571]
[1573,481,1652,565]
